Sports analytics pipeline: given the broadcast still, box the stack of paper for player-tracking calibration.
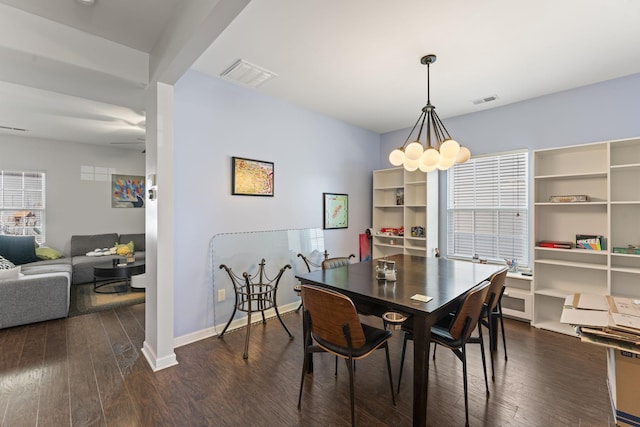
[560,293,640,354]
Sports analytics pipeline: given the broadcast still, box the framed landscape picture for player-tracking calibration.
[231,157,274,196]
[323,193,348,229]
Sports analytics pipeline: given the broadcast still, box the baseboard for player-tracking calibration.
[142,341,179,371]
[173,301,300,348]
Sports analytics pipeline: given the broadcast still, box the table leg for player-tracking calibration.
[412,315,432,427]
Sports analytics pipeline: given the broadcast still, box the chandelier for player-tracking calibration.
[389,54,470,172]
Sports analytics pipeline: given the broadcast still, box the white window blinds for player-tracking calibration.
[447,151,529,266]
[0,170,46,244]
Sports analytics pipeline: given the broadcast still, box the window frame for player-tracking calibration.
[446,150,529,267]
[0,170,46,244]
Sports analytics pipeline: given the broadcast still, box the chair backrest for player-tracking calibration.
[301,285,366,349]
[449,280,491,341]
[485,268,508,311]
[321,254,355,270]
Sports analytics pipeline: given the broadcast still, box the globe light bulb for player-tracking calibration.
[419,162,437,172]
[437,155,456,170]
[421,147,440,167]
[404,157,419,171]
[439,139,460,159]
[389,148,405,166]
[456,146,471,164]
[405,141,424,161]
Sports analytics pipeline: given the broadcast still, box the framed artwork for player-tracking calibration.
[232,157,274,196]
[323,193,348,229]
[112,174,145,208]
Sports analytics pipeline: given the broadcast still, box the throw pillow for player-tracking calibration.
[0,235,39,265]
[0,265,21,281]
[35,246,63,260]
[0,255,16,269]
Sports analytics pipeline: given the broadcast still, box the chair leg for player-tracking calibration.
[498,307,508,360]
[298,330,311,408]
[295,301,303,312]
[432,342,438,360]
[461,343,470,427]
[345,357,356,427]
[397,333,408,394]
[486,314,496,382]
[478,322,490,395]
[384,344,396,407]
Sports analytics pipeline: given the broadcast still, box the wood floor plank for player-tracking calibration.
[66,314,107,426]
[36,319,71,427]
[0,304,616,427]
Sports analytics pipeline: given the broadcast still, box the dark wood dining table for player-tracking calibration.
[295,253,502,427]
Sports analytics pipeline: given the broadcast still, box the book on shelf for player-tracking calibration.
[613,246,640,255]
[549,194,591,203]
[538,240,573,249]
[576,234,605,250]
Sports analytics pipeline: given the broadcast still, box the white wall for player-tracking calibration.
[172,71,380,337]
[380,72,640,255]
[0,135,145,254]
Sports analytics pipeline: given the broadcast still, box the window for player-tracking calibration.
[447,151,528,266]
[0,170,46,244]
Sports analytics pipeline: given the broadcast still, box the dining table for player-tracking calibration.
[295,253,502,427]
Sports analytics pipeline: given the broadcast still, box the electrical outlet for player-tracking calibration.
[217,289,226,302]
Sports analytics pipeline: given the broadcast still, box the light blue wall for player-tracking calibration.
[173,71,380,337]
[381,73,640,255]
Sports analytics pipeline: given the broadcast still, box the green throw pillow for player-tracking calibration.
[36,246,63,260]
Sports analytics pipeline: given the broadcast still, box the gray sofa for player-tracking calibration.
[70,233,146,285]
[0,232,145,329]
[0,258,72,329]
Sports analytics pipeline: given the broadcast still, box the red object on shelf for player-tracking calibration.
[538,241,573,249]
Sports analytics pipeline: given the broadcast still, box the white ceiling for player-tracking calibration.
[1,0,639,149]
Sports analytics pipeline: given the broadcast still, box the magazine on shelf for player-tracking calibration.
[576,234,605,250]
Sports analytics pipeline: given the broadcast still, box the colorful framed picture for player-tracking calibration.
[323,193,348,229]
[231,157,274,196]
[112,174,145,208]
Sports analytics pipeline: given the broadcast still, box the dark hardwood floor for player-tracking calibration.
[0,304,614,426]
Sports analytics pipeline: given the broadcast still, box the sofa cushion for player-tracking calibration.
[36,246,63,260]
[21,262,72,277]
[0,255,15,269]
[119,233,145,252]
[70,233,119,257]
[0,266,21,280]
[0,235,39,265]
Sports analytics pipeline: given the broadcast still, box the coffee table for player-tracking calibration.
[93,260,145,294]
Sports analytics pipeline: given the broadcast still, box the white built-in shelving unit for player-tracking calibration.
[372,167,438,259]
[532,137,640,336]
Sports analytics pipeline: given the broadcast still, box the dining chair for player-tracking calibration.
[479,267,509,381]
[321,254,355,270]
[295,251,355,311]
[397,280,491,427]
[298,285,396,427]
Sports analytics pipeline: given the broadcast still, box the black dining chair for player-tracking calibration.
[295,251,355,311]
[478,267,509,381]
[397,280,491,427]
[298,285,395,427]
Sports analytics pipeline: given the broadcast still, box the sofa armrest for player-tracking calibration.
[0,273,70,329]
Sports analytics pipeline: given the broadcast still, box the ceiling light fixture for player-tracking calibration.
[389,54,470,172]
[76,0,96,5]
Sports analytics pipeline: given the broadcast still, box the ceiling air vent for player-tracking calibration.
[472,95,499,105]
[220,59,277,88]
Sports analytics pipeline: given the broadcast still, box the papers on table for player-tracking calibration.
[410,294,433,303]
